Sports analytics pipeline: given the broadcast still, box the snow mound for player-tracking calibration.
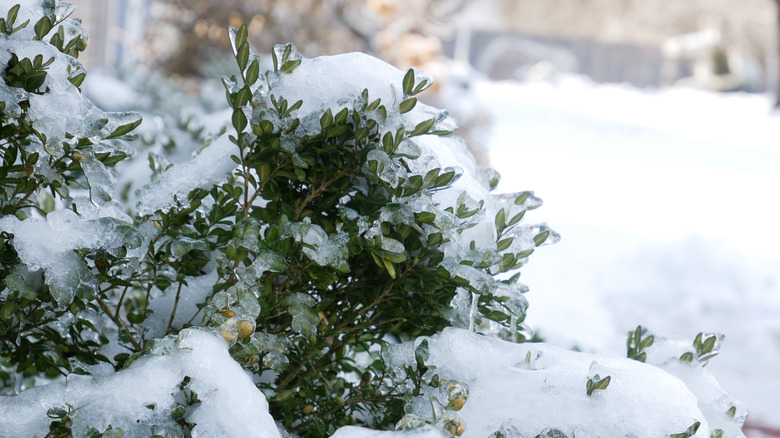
[384,328,746,438]
[0,329,281,438]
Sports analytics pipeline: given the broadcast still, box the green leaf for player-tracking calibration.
[639,335,654,350]
[107,117,142,139]
[281,59,301,74]
[422,168,439,189]
[245,59,260,85]
[435,171,456,187]
[399,97,417,114]
[533,230,550,247]
[495,209,506,235]
[586,375,611,396]
[235,23,248,49]
[670,421,700,438]
[232,108,247,133]
[234,86,251,108]
[402,69,415,96]
[334,107,348,124]
[286,100,303,116]
[507,211,525,227]
[326,125,349,138]
[47,407,68,419]
[7,5,20,26]
[409,118,435,136]
[33,16,51,40]
[415,212,436,224]
[514,192,530,205]
[320,109,333,131]
[427,232,443,246]
[69,72,86,88]
[366,98,381,112]
[701,335,716,354]
[236,42,249,71]
[497,237,513,252]
[382,259,396,278]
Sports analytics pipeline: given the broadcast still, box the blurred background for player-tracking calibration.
[67,0,780,435]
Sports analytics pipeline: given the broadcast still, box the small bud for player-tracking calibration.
[441,417,466,436]
[237,320,254,339]
[220,329,235,343]
[222,309,236,318]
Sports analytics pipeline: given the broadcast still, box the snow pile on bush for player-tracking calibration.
[0,330,280,438]
[382,328,746,438]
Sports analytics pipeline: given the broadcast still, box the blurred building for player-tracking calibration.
[68,0,780,91]
[69,0,148,73]
[449,0,777,91]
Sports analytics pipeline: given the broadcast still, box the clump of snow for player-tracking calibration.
[0,210,131,306]
[331,426,446,437]
[644,334,749,438]
[136,134,238,215]
[384,328,746,438]
[0,329,281,438]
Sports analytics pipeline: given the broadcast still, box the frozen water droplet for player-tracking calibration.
[54,1,75,21]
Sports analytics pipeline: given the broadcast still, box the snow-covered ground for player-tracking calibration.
[481,75,780,427]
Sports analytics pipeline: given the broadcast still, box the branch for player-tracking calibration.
[165,280,184,336]
[95,295,142,352]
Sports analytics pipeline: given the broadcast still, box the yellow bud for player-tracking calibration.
[447,396,466,411]
[237,320,254,339]
[302,405,314,415]
[442,417,465,436]
[222,309,236,318]
[220,329,234,343]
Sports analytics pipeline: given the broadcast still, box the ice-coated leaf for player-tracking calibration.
[399,97,417,114]
[402,68,415,96]
[245,59,259,85]
[105,112,142,139]
[409,118,435,136]
[236,42,249,71]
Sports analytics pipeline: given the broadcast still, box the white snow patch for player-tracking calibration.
[0,329,281,438]
[136,134,238,215]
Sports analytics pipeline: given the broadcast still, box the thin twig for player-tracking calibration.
[95,295,142,351]
[165,280,185,336]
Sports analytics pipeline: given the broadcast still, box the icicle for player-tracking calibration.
[510,315,518,342]
[468,291,478,332]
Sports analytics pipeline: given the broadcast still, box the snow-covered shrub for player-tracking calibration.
[0,2,748,437]
[0,0,141,393]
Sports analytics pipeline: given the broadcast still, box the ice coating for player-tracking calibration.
[383,328,747,438]
[643,335,748,438]
[136,134,239,215]
[0,210,128,305]
[0,329,282,438]
[331,426,446,437]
